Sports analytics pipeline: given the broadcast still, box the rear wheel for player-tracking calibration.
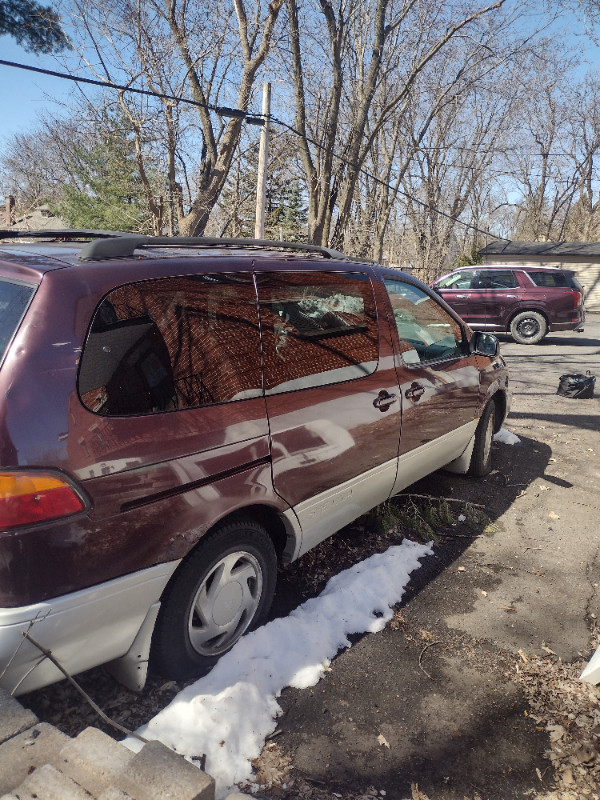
[469,402,495,477]
[152,518,277,680]
[509,311,547,345]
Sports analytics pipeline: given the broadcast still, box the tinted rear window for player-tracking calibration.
[79,274,263,416]
[0,280,35,363]
[527,271,572,288]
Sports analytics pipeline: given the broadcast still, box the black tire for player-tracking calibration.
[469,402,495,477]
[151,518,277,681]
[509,311,548,345]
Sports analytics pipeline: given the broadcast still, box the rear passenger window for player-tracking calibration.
[257,272,378,394]
[79,274,262,415]
[474,270,518,289]
[527,271,569,287]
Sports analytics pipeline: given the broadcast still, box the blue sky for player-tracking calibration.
[1,6,599,149]
[0,36,78,146]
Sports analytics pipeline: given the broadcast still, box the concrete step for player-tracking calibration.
[0,689,215,800]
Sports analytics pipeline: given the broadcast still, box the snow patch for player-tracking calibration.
[125,539,432,797]
[493,427,520,445]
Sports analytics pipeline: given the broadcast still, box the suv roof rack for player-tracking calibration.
[76,235,363,263]
[0,229,130,241]
[0,229,372,264]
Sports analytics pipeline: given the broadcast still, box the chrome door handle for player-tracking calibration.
[405,384,425,401]
[373,390,398,412]
[454,294,468,299]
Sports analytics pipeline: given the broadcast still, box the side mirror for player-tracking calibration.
[471,331,499,357]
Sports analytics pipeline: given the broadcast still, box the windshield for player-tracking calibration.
[0,279,35,364]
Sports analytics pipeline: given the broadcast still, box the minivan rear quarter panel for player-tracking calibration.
[0,259,291,606]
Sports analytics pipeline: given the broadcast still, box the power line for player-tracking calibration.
[0,58,510,241]
[0,59,260,121]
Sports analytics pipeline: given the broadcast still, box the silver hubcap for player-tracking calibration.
[188,550,263,657]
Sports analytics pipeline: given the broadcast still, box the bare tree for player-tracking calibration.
[401,79,516,280]
[285,0,508,250]
[560,75,600,239]
[57,0,284,235]
[504,45,600,243]
[339,6,535,276]
[1,114,87,210]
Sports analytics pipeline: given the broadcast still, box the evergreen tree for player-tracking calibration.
[58,118,158,233]
[265,179,308,242]
[0,0,67,52]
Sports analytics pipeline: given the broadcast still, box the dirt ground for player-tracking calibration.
[21,318,600,800]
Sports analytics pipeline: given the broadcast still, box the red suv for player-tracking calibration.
[431,264,585,344]
[0,231,510,695]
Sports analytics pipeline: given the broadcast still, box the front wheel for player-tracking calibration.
[509,311,548,345]
[469,402,495,477]
[151,518,277,681]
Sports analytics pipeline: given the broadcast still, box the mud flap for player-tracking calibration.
[105,602,161,691]
[444,433,476,474]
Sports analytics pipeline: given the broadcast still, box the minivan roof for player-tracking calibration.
[0,230,366,266]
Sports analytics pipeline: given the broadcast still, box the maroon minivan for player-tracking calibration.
[0,232,510,695]
[431,264,585,344]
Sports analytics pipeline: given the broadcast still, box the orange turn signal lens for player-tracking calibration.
[0,472,86,529]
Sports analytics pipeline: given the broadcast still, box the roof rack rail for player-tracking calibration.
[0,229,130,241]
[77,235,365,263]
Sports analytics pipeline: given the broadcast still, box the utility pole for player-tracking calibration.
[254,82,271,240]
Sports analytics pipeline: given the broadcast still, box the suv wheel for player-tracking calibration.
[152,518,277,680]
[509,311,548,345]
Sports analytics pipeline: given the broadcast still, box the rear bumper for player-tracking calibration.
[0,561,177,696]
[549,321,584,332]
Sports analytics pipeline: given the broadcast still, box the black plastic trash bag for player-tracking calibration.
[557,371,596,399]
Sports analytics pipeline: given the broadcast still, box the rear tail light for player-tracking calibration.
[0,471,87,529]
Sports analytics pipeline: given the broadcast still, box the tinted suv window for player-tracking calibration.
[0,280,35,363]
[79,274,263,415]
[527,270,571,288]
[384,280,463,363]
[475,270,518,289]
[257,271,378,394]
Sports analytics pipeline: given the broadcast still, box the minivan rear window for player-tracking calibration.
[79,274,263,415]
[0,279,35,364]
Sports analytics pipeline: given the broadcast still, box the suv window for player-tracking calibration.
[257,271,378,393]
[475,270,518,289]
[436,270,473,289]
[79,274,263,415]
[437,269,519,290]
[384,280,463,363]
[527,270,571,288]
[0,280,35,363]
